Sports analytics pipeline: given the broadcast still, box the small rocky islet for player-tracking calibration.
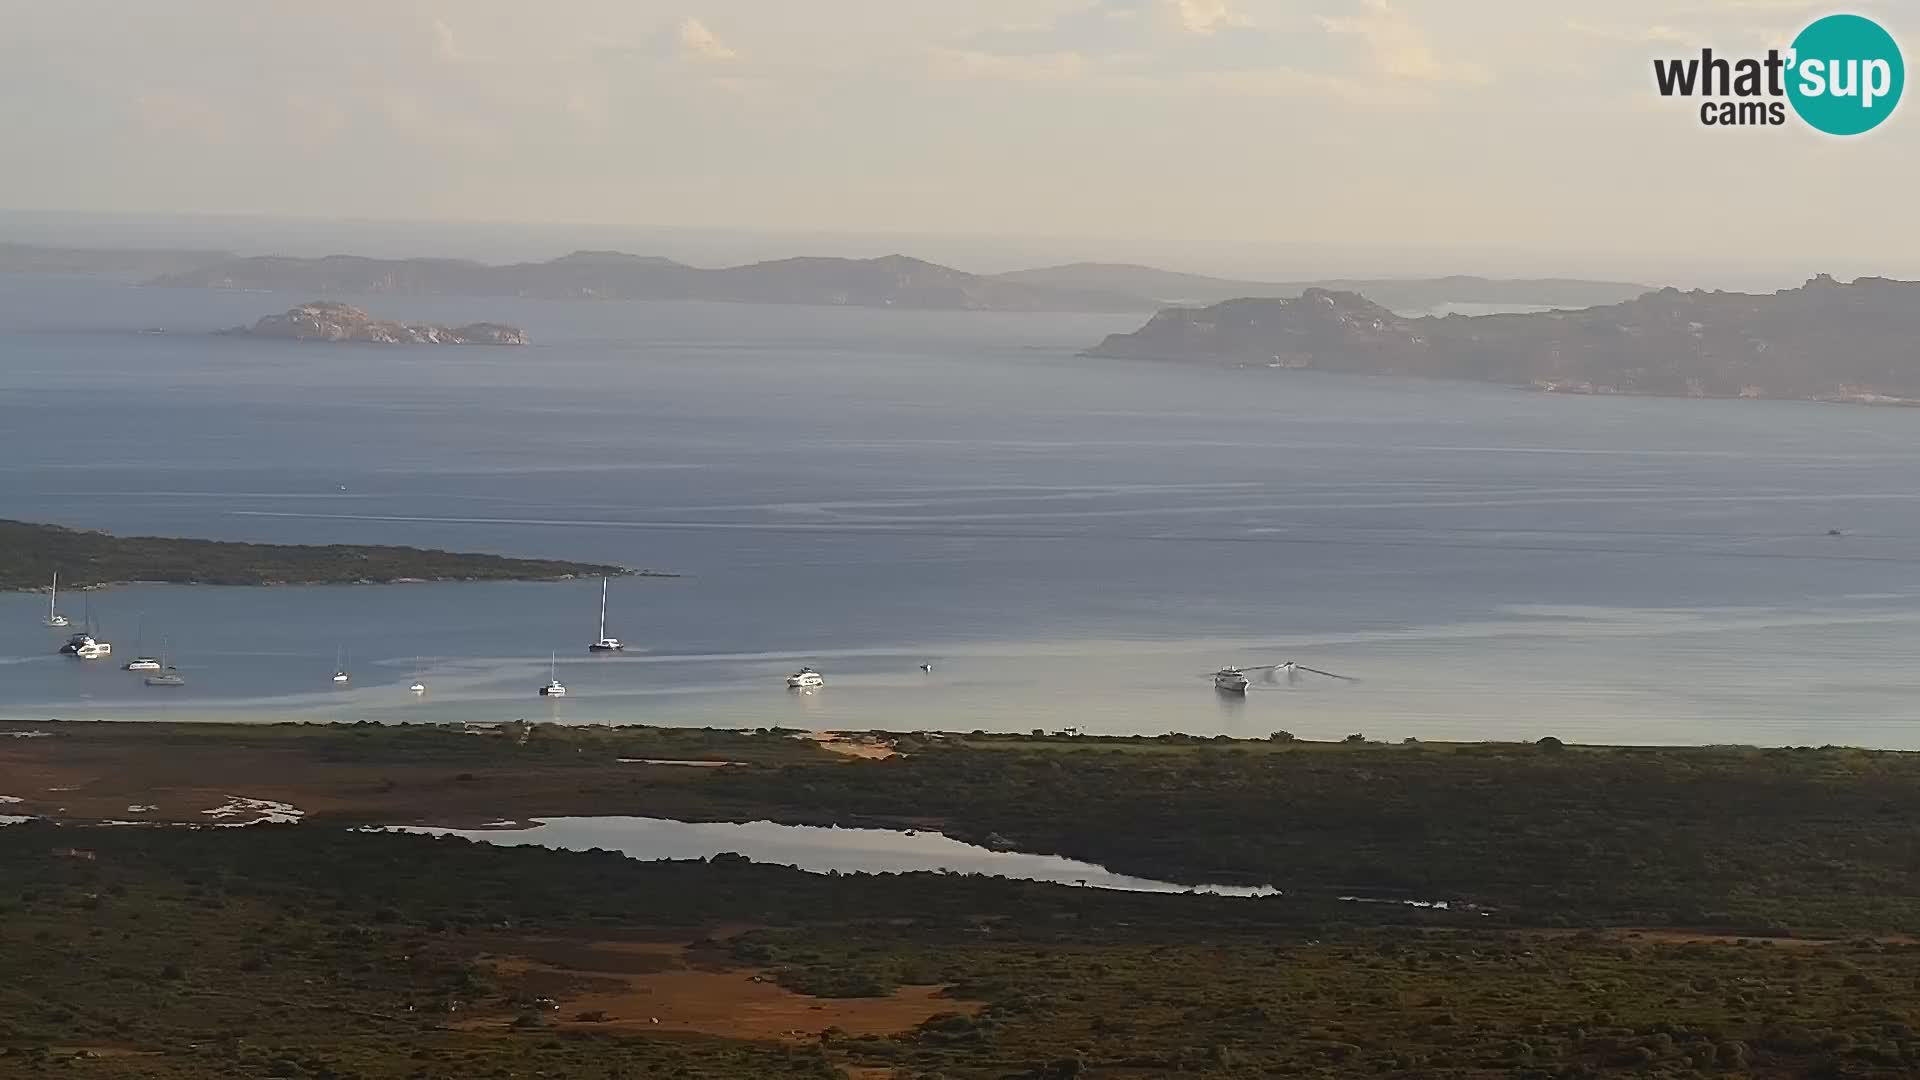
[219,301,526,346]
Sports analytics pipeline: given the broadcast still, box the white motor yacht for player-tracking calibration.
[124,657,163,671]
[1213,667,1250,693]
[786,667,825,689]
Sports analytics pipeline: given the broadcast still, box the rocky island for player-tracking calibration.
[1088,274,1920,404]
[221,301,526,345]
[1,519,637,590]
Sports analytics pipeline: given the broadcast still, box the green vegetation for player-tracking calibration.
[7,824,1920,1078]
[0,519,638,589]
[16,721,1920,934]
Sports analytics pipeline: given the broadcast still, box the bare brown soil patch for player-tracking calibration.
[470,936,975,1042]
[806,731,899,760]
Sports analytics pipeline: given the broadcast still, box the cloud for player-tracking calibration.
[132,89,228,144]
[1193,67,1434,106]
[1172,0,1250,36]
[1318,0,1493,85]
[676,17,739,63]
[1566,21,1690,45]
[930,49,1089,82]
[431,18,464,63]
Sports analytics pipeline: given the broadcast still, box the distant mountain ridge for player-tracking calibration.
[1087,275,1920,404]
[153,251,1149,313]
[994,262,1652,311]
[145,249,1653,314]
[0,241,234,278]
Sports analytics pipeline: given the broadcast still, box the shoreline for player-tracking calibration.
[8,568,678,595]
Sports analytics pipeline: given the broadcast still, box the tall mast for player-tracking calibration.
[49,572,57,619]
[599,577,608,639]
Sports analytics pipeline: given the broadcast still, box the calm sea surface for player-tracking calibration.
[3,276,1920,746]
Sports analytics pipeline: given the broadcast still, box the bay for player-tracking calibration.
[4,275,1920,746]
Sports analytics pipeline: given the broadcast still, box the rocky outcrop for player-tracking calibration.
[1087,276,1920,403]
[223,302,527,345]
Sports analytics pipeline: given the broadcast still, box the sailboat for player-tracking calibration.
[144,639,184,687]
[588,577,624,652]
[409,656,426,694]
[332,647,350,685]
[43,572,69,627]
[538,652,567,697]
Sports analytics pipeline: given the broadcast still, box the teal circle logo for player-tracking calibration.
[1787,14,1904,135]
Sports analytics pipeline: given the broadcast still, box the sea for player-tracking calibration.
[4,274,1920,747]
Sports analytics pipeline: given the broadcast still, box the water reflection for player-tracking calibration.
[394,815,1278,897]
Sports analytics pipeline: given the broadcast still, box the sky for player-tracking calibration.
[0,0,1914,281]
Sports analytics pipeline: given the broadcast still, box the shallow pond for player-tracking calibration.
[396,815,1278,896]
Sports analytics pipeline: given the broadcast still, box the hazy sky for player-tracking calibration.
[2,1,1915,276]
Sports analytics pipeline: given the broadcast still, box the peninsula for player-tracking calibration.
[0,519,632,590]
[1089,274,1920,403]
[220,301,526,345]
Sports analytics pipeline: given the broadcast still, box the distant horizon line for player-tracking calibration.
[0,206,1898,292]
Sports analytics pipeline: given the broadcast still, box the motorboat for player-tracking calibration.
[124,657,163,672]
[786,667,825,689]
[589,576,624,652]
[1213,667,1250,693]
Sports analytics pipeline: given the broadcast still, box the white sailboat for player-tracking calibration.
[43,572,69,627]
[145,640,184,687]
[332,647,350,684]
[410,656,426,694]
[539,652,567,697]
[588,577,624,652]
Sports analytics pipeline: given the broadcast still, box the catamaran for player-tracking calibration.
[124,614,161,670]
[60,597,111,658]
[539,652,567,697]
[588,576,624,652]
[43,572,68,628]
